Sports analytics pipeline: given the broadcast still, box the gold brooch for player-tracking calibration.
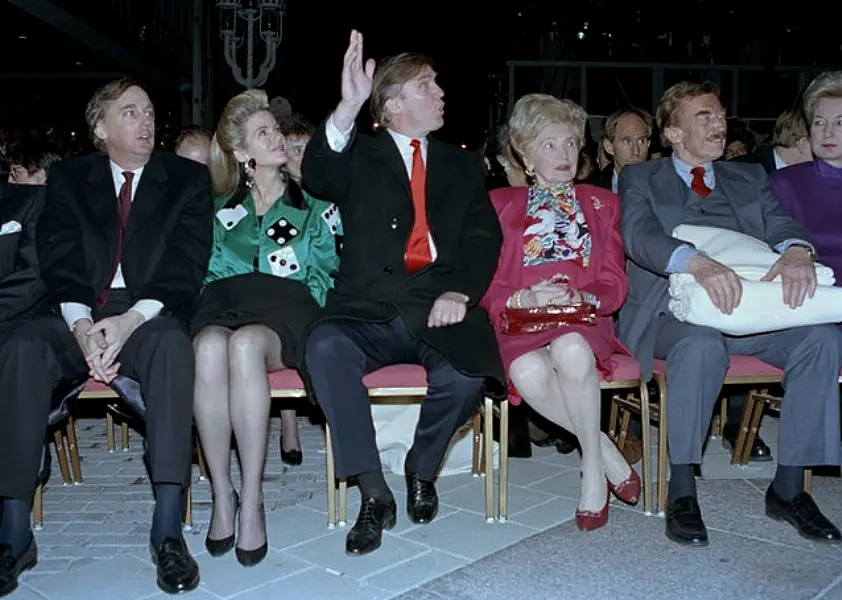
[591,196,603,210]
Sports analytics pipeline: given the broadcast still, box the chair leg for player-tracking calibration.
[325,423,337,528]
[804,469,813,495]
[66,417,83,484]
[483,397,494,522]
[740,395,766,464]
[639,382,654,515]
[183,485,193,531]
[106,413,116,452]
[617,410,632,451]
[121,421,129,450]
[52,430,72,485]
[32,485,43,531]
[338,480,348,526]
[497,399,509,521]
[607,396,620,440]
[654,374,669,515]
[195,433,208,481]
[731,391,757,465]
[471,412,481,476]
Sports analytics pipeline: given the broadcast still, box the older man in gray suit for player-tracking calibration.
[618,81,842,547]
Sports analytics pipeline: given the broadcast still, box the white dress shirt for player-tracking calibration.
[773,149,786,171]
[325,115,438,258]
[60,161,164,329]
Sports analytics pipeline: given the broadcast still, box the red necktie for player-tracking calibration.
[97,171,134,307]
[690,166,711,199]
[404,139,432,273]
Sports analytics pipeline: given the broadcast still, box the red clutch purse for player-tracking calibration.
[500,303,597,335]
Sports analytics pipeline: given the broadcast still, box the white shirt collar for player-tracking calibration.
[773,148,787,170]
[109,160,144,183]
[387,129,427,154]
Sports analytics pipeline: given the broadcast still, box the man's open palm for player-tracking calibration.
[341,30,375,108]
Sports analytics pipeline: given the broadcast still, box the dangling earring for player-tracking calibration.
[242,157,255,188]
[525,166,535,180]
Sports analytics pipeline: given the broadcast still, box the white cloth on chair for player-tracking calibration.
[668,225,842,335]
[372,405,498,476]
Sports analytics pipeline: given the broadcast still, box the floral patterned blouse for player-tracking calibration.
[522,184,592,268]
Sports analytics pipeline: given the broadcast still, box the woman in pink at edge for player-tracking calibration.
[481,94,638,531]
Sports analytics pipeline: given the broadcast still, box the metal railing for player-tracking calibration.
[505,61,828,121]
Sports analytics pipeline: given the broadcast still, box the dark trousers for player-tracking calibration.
[0,302,195,501]
[305,317,483,480]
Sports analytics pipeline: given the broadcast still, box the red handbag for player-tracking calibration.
[500,303,597,335]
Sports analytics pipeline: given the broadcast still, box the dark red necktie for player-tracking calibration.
[404,139,433,273]
[690,166,711,199]
[97,171,134,307]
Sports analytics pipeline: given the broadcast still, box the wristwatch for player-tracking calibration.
[788,244,815,261]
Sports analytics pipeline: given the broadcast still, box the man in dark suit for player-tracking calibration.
[619,81,842,548]
[0,79,212,594]
[0,184,49,597]
[302,31,505,556]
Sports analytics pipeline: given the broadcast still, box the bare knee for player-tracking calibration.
[509,351,554,399]
[193,327,229,377]
[228,325,271,365]
[549,333,595,380]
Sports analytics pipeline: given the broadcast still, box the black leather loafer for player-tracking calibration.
[405,472,439,524]
[722,425,773,462]
[346,495,397,556]
[0,536,37,598]
[766,486,841,543]
[150,537,200,594]
[665,496,709,546]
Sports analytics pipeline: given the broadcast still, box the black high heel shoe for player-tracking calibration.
[280,436,303,466]
[205,491,239,557]
[235,504,267,567]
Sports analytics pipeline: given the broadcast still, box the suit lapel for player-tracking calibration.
[124,153,167,246]
[85,155,119,258]
[372,133,410,196]
[711,162,761,234]
[577,187,602,270]
[425,138,450,217]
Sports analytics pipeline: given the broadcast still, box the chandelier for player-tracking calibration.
[216,0,285,89]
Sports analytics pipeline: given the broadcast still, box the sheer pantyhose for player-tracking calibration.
[508,332,632,513]
[193,324,284,551]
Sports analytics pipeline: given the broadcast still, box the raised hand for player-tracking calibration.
[334,30,376,131]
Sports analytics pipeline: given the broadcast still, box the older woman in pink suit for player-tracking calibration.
[481,94,638,531]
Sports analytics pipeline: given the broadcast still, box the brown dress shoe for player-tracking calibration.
[618,435,643,465]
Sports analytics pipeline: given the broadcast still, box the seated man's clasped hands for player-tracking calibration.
[618,80,842,547]
[302,31,506,557]
[481,94,638,532]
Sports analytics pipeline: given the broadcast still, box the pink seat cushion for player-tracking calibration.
[652,355,782,378]
[607,354,641,382]
[83,380,111,393]
[267,369,306,390]
[267,364,428,391]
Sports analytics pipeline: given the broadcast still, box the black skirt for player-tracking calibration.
[190,272,321,369]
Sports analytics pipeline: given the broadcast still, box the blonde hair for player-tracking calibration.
[802,71,842,123]
[507,94,588,167]
[210,89,271,197]
[655,81,719,147]
[370,53,434,126]
[772,108,808,148]
[85,78,143,151]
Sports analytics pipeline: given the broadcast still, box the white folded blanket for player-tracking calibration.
[668,225,842,335]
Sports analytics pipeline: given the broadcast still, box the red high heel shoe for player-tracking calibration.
[576,490,609,532]
[609,467,641,505]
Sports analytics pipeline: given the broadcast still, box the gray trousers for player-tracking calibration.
[654,316,842,467]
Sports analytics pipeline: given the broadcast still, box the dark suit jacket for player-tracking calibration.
[617,157,809,377]
[38,152,213,321]
[588,164,615,191]
[735,145,777,174]
[302,123,506,396]
[0,183,48,336]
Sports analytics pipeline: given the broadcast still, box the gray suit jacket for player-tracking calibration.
[617,157,810,378]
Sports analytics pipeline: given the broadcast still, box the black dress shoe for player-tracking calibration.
[236,543,268,567]
[665,496,709,546]
[765,486,842,543]
[533,436,578,455]
[405,472,439,524]
[346,495,397,556]
[280,447,303,466]
[205,491,239,557]
[722,425,773,462]
[0,536,37,598]
[150,537,200,594]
